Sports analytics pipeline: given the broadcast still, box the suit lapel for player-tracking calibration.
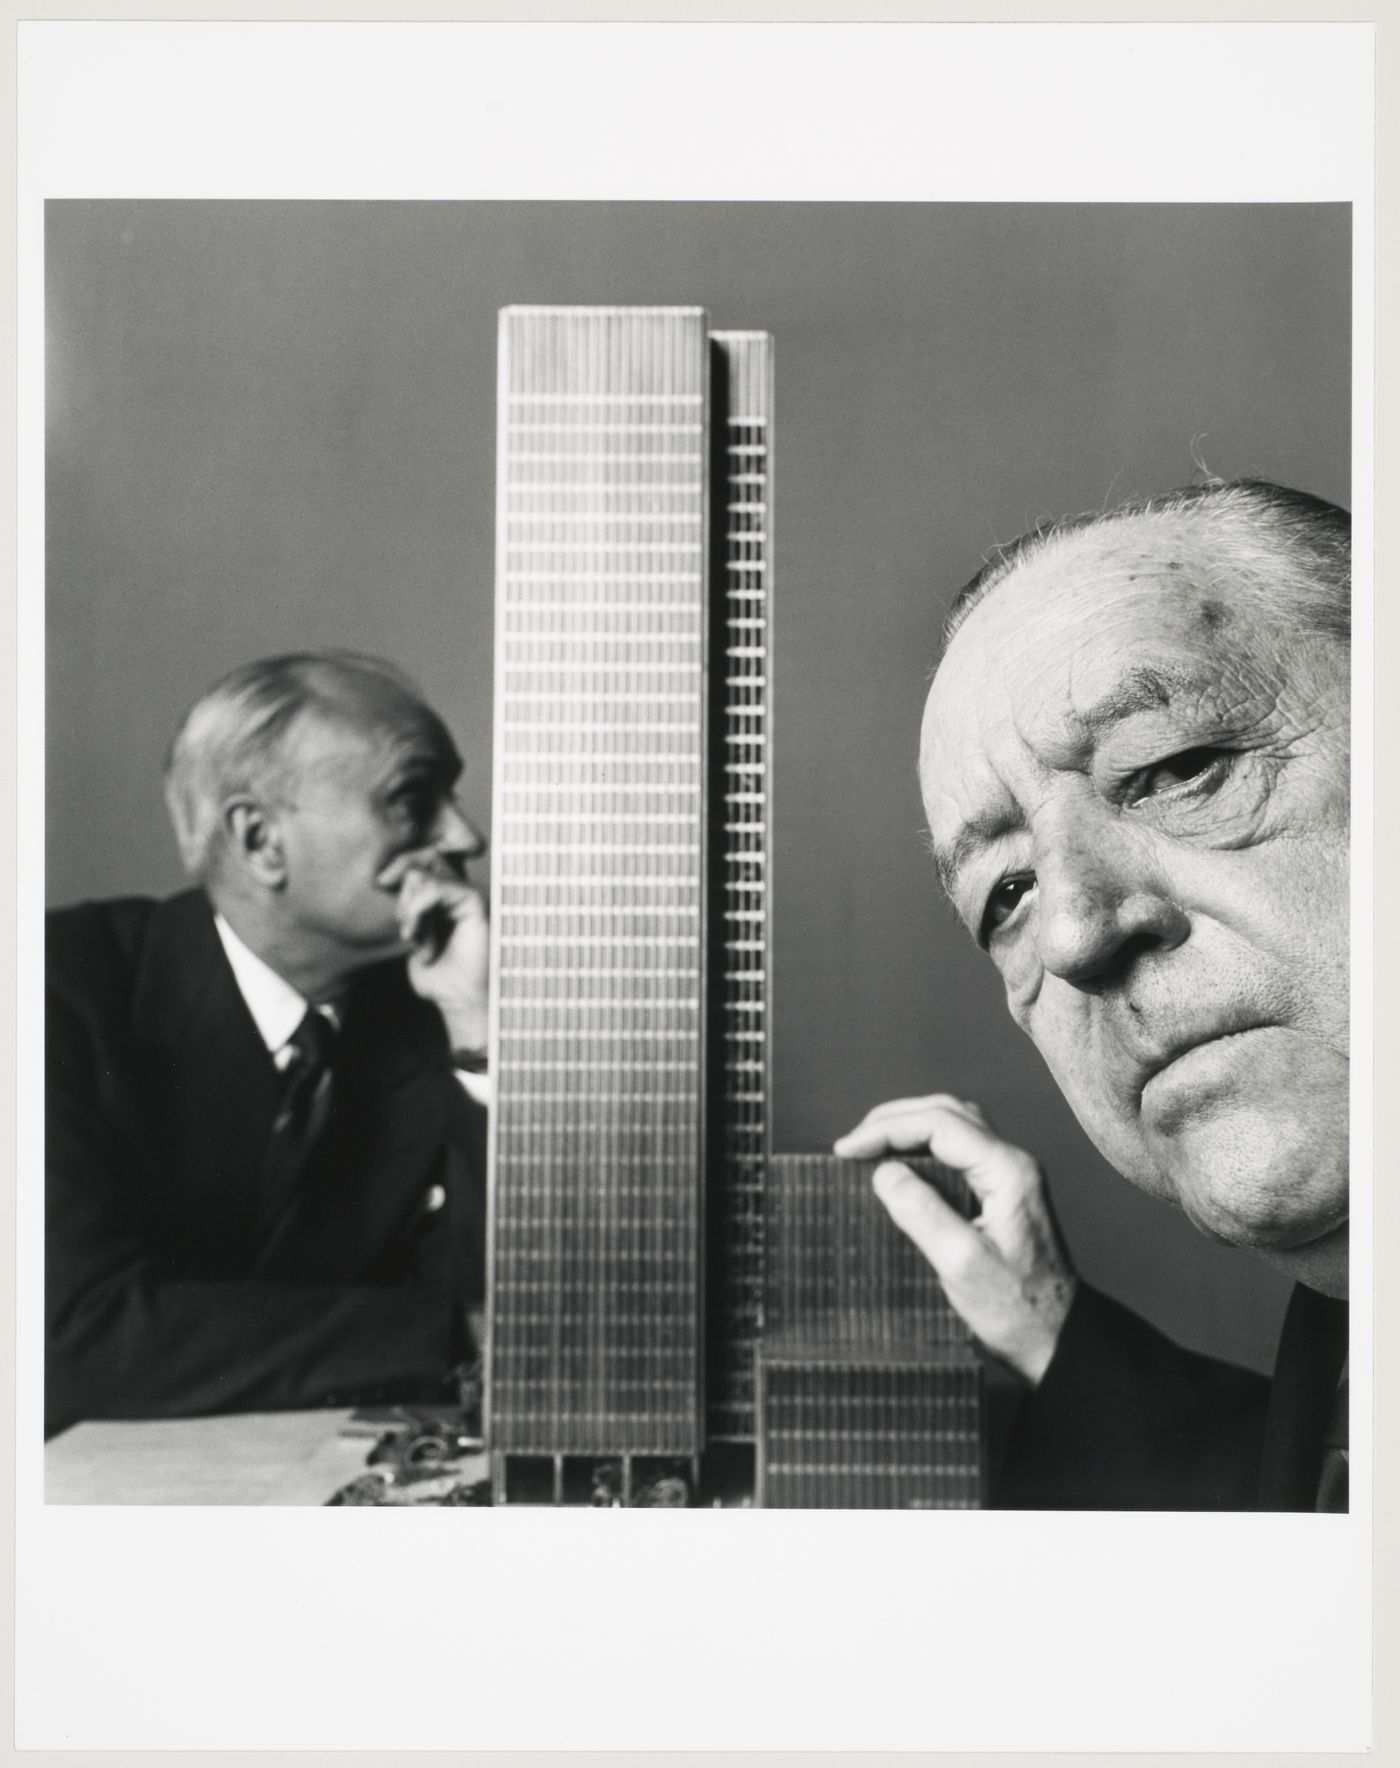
[131,892,281,1264]
[129,894,453,1279]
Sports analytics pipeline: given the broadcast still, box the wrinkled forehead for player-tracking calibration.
[920,523,1257,814]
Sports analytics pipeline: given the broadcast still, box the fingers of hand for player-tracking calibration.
[833,1093,975,1157]
[871,1160,990,1287]
[837,1097,1035,1204]
[873,1160,1068,1378]
[396,873,441,951]
[397,868,486,953]
[376,850,453,893]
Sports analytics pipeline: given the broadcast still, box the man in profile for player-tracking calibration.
[838,480,1351,1510]
[46,651,492,1438]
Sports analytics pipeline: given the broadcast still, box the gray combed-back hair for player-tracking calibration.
[943,479,1351,651]
[163,650,437,882]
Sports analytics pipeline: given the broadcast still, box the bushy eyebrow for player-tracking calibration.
[933,808,1021,901]
[1075,662,1202,736]
[932,662,1205,902]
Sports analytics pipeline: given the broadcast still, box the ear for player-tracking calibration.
[221,795,288,889]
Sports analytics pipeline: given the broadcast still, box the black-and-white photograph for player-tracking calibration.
[17,20,1375,1756]
[42,197,1352,1512]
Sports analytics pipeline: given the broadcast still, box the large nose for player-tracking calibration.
[432,798,488,865]
[1032,806,1187,987]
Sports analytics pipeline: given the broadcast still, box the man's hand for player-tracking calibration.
[385,860,490,1057]
[834,1095,1078,1385]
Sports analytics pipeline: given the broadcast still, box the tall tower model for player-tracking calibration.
[486,306,980,1506]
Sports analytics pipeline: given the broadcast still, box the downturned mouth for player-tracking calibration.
[1139,1022,1274,1099]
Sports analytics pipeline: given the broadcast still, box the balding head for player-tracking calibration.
[943,479,1350,655]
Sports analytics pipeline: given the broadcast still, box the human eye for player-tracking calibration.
[978,873,1035,947]
[1125,746,1231,805]
[390,778,441,841]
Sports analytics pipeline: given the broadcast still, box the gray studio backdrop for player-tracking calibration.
[46,201,1350,1374]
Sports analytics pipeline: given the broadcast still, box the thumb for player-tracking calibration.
[872,1160,987,1287]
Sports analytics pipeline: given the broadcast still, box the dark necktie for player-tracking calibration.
[258,1007,337,1241]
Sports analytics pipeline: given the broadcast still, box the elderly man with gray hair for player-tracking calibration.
[46,651,492,1438]
[838,479,1351,1510]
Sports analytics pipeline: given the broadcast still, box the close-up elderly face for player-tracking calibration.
[921,504,1350,1292]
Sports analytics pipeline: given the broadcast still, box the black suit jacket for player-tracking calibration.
[994,1281,1347,1512]
[46,891,487,1437]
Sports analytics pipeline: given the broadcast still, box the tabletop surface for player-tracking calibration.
[45,1409,368,1505]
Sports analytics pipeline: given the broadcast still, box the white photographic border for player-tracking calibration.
[13,18,1379,1755]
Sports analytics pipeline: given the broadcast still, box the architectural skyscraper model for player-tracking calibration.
[486,306,982,1506]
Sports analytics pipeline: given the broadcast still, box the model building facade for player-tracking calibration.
[486,306,980,1506]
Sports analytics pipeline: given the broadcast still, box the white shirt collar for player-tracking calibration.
[215,910,486,1099]
[214,912,318,1061]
